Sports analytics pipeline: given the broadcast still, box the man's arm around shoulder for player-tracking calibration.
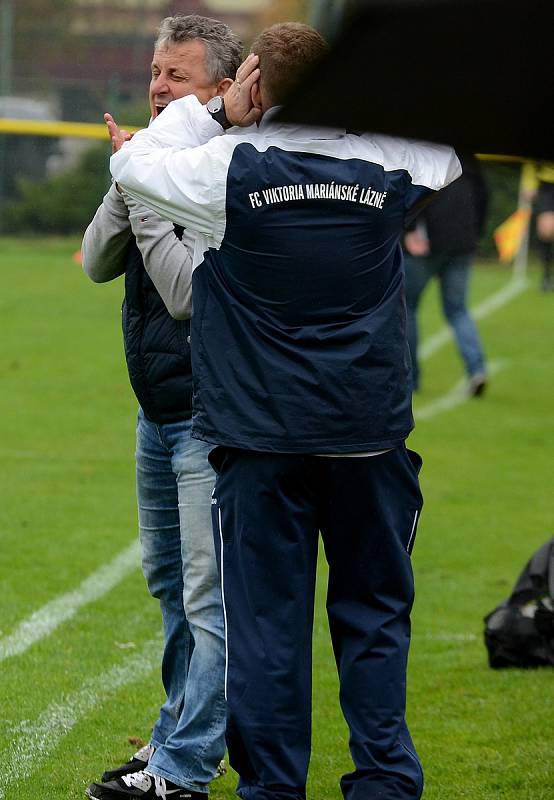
[110,95,228,235]
[110,58,261,233]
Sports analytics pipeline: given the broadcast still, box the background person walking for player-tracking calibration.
[403,154,488,395]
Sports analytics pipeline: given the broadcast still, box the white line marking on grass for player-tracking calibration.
[0,449,131,463]
[415,359,507,421]
[0,540,140,662]
[419,278,527,361]
[415,632,479,642]
[0,638,161,798]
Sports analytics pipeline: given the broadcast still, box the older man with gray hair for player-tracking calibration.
[83,15,242,800]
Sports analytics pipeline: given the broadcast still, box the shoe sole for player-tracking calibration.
[86,787,122,800]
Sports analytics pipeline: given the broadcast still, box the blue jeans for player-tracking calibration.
[135,409,226,792]
[404,252,486,389]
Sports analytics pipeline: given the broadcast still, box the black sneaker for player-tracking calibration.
[86,770,206,800]
[467,371,488,398]
[101,744,155,783]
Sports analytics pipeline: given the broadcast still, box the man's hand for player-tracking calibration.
[104,113,133,154]
[404,230,430,257]
[224,53,262,127]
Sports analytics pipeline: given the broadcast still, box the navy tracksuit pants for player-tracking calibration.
[209,445,424,800]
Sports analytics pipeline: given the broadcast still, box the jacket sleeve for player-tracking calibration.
[82,182,132,282]
[407,141,462,192]
[110,95,228,240]
[124,193,195,321]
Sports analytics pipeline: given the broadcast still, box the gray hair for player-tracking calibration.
[155,15,243,84]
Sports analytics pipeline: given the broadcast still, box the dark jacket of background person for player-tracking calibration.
[413,154,488,254]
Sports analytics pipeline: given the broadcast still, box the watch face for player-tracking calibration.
[207,96,223,114]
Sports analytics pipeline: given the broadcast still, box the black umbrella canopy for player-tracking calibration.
[280,0,554,161]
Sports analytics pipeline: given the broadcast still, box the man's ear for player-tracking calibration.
[252,81,263,111]
[217,77,234,96]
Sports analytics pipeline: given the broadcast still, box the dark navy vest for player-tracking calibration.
[122,227,193,424]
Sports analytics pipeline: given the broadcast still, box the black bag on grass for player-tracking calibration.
[484,536,554,668]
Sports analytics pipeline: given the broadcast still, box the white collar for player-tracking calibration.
[257,105,344,141]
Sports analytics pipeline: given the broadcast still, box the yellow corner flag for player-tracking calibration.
[493,208,531,263]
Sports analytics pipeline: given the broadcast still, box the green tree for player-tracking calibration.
[4,141,111,235]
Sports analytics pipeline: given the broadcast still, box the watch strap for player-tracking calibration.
[208,97,232,130]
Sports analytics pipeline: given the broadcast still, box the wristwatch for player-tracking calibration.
[206,95,232,130]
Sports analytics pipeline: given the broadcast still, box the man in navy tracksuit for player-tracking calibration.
[111,22,462,800]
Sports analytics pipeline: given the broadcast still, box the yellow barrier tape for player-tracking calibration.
[0,119,140,140]
[475,153,528,164]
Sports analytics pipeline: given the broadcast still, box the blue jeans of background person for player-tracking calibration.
[404,251,486,390]
[135,409,226,792]
[210,445,424,800]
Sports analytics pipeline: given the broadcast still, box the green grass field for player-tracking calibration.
[0,237,553,800]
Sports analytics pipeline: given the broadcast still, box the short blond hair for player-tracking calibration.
[250,22,328,106]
